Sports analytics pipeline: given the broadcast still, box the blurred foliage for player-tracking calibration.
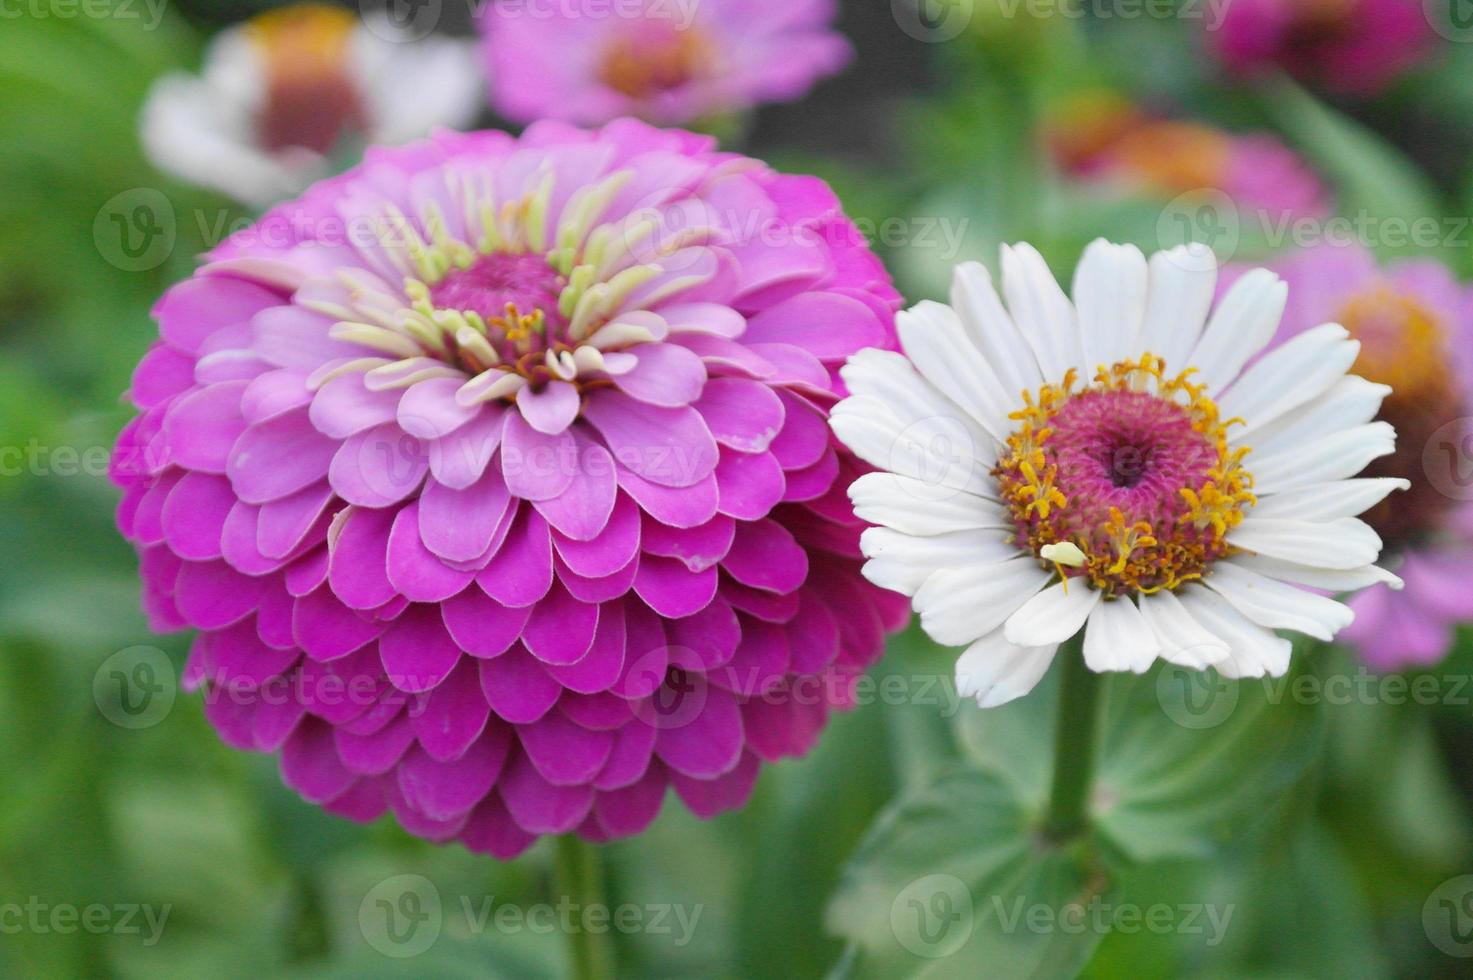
[4,1,1473,978]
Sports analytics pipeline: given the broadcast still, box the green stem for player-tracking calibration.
[553,835,615,980]
[1043,634,1102,843]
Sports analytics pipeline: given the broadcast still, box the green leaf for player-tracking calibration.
[1093,662,1324,864]
[826,769,1115,978]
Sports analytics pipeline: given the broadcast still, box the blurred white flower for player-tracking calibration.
[141,4,482,207]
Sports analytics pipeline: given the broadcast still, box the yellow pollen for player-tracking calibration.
[993,353,1257,598]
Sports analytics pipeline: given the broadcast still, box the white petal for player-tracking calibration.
[1139,243,1217,371]
[1205,562,1354,642]
[1221,323,1359,437]
[1004,580,1102,647]
[141,72,303,207]
[950,261,1042,398]
[897,301,1016,442]
[1231,553,1404,593]
[1178,587,1292,679]
[1000,243,1082,382]
[914,558,1053,647]
[1248,422,1396,495]
[1228,517,1384,571]
[1249,478,1409,522]
[859,527,1017,596]
[833,348,997,497]
[849,473,1011,537]
[1083,597,1159,673]
[1188,268,1287,394]
[956,630,1058,708]
[354,34,482,144]
[1073,239,1148,371]
[1242,376,1390,459]
[1137,589,1229,668]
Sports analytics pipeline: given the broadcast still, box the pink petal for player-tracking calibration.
[553,492,641,577]
[633,556,718,618]
[695,378,785,453]
[327,506,397,610]
[476,509,554,607]
[162,472,235,561]
[609,343,707,407]
[228,409,340,505]
[532,439,617,541]
[522,582,600,665]
[164,381,249,474]
[721,518,808,593]
[583,391,718,488]
[502,411,577,501]
[410,659,492,761]
[654,682,744,778]
[742,292,886,361]
[329,423,429,507]
[517,380,582,435]
[518,711,615,786]
[545,602,627,693]
[479,645,561,723]
[396,730,510,821]
[441,588,530,658]
[419,469,513,563]
[715,448,786,520]
[379,603,463,693]
[386,502,474,603]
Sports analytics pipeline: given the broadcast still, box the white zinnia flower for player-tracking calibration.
[833,240,1406,708]
[141,4,482,207]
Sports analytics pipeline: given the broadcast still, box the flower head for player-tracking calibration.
[1234,243,1473,668]
[477,0,851,126]
[1044,93,1330,222]
[142,4,482,206]
[1209,0,1436,95]
[112,119,905,855]
[833,240,1401,707]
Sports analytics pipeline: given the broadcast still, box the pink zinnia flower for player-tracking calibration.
[1043,92,1330,222]
[110,119,906,856]
[1209,0,1437,95]
[477,0,851,126]
[1229,243,1473,669]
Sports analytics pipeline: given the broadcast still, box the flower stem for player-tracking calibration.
[1043,634,1102,843]
[553,834,615,980]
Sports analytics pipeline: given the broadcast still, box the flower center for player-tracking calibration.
[1338,287,1463,547]
[248,5,366,155]
[598,25,711,100]
[307,166,675,407]
[1109,122,1231,196]
[995,355,1256,598]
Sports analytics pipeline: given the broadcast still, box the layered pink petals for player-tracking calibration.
[113,119,902,856]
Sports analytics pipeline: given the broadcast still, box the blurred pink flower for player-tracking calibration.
[1044,93,1330,222]
[1209,0,1437,95]
[111,119,907,856]
[478,0,851,126]
[1229,243,1473,669]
